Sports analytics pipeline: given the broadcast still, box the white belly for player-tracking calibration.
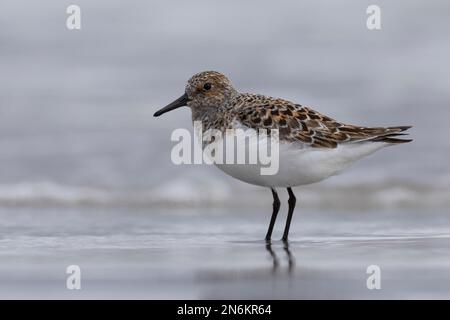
[194,123,388,188]
[215,141,387,187]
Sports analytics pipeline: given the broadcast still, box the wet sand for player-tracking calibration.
[1,207,449,299]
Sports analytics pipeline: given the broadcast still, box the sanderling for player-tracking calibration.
[154,71,412,241]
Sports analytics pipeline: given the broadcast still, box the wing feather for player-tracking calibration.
[232,94,412,148]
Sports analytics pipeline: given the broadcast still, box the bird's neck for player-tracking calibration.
[191,104,229,130]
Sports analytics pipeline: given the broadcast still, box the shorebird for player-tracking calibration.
[154,71,412,241]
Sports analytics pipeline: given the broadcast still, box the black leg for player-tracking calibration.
[282,187,296,241]
[265,188,280,241]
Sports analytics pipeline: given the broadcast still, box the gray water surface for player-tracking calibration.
[1,207,449,299]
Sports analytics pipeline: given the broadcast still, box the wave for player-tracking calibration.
[0,180,449,210]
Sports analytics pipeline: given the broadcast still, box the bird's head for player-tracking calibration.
[153,71,238,117]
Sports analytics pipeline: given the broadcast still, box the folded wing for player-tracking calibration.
[234,95,412,149]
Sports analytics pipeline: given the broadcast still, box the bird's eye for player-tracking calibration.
[203,83,212,91]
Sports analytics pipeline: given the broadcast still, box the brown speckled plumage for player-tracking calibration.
[185,71,412,148]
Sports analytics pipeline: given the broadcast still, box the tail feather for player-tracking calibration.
[370,126,413,144]
[371,136,413,144]
[387,126,412,132]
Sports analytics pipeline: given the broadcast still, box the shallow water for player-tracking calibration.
[1,207,449,299]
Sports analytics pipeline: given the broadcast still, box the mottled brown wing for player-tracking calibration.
[234,95,411,148]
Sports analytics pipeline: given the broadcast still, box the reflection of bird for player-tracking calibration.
[154,71,412,241]
[266,241,295,274]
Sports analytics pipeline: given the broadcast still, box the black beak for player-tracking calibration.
[153,93,189,117]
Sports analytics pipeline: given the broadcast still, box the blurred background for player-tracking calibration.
[1,0,450,299]
[1,0,449,209]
